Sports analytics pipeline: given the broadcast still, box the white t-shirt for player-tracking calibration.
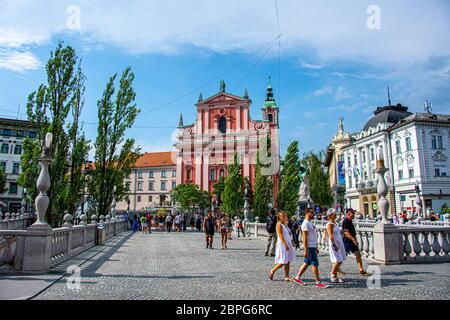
[301,220,317,248]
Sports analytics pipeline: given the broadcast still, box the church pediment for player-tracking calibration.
[199,92,248,106]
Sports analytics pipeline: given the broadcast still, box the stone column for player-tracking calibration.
[22,132,54,273]
[373,146,402,264]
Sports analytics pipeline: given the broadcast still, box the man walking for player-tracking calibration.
[166,213,173,232]
[342,208,372,276]
[265,208,277,257]
[292,208,330,288]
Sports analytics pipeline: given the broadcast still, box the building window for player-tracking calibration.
[149,182,154,191]
[186,169,192,181]
[148,196,152,202]
[347,156,351,167]
[161,170,166,178]
[437,136,443,149]
[125,182,130,191]
[0,162,6,172]
[268,114,273,122]
[363,171,368,180]
[14,145,22,155]
[1,143,8,154]
[16,130,24,137]
[3,129,11,137]
[29,131,37,138]
[354,154,358,166]
[149,170,154,178]
[161,181,166,190]
[409,168,414,179]
[172,170,176,177]
[406,137,412,151]
[137,196,141,202]
[395,140,401,154]
[370,148,374,161]
[348,175,352,188]
[12,163,19,175]
[362,151,366,163]
[218,116,226,134]
[172,181,176,190]
[435,166,447,177]
[9,182,18,194]
[210,168,216,181]
[219,168,225,178]
[137,182,143,191]
[398,170,404,180]
[137,170,143,179]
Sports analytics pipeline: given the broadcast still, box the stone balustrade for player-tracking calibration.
[0,214,34,231]
[243,219,449,265]
[0,219,128,273]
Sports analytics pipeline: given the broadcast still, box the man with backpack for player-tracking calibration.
[265,208,277,256]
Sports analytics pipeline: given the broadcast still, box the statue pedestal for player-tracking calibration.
[373,223,402,265]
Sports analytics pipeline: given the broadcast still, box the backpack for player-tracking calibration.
[266,216,277,233]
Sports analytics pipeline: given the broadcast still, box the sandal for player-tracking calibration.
[269,270,275,281]
[360,270,372,276]
[284,277,292,282]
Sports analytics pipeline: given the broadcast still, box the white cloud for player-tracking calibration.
[0,49,41,73]
[0,0,448,66]
[335,86,352,100]
[297,58,324,70]
[307,85,334,98]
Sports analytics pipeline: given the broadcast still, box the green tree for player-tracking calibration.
[303,152,333,207]
[278,141,301,216]
[88,67,140,217]
[0,167,6,194]
[221,153,244,218]
[171,183,210,213]
[212,176,225,206]
[18,42,89,226]
[253,157,273,221]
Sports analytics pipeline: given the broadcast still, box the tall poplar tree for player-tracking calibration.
[303,152,333,207]
[253,156,273,221]
[220,153,244,218]
[278,141,301,216]
[18,42,89,226]
[88,67,140,217]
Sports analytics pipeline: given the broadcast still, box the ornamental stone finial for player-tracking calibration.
[90,215,98,224]
[80,214,88,226]
[63,212,73,227]
[99,215,105,223]
[31,132,53,228]
[376,146,390,224]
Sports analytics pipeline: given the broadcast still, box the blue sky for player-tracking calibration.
[0,0,449,158]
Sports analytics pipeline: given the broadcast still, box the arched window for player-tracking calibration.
[268,114,273,122]
[218,116,226,133]
[219,169,225,178]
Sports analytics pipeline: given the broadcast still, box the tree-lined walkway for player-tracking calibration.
[28,231,450,300]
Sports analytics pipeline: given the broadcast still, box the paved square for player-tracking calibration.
[33,230,450,300]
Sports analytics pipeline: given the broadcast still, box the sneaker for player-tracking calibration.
[270,253,275,257]
[315,282,331,288]
[292,278,306,286]
[331,277,344,283]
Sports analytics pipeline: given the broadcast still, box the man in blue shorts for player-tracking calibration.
[293,208,330,288]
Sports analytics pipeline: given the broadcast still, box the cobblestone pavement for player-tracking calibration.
[34,230,450,300]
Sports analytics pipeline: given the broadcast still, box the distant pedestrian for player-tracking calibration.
[235,216,245,237]
[292,217,301,250]
[166,214,173,232]
[342,208,372,276]
[292,208,330,288]
[158,214,165,231]
[265,208,277,257]
[204,211,215,249]
[196,213,202,231]
[326,209,346,284]
[269,211,295,281]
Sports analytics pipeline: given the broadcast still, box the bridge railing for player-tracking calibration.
[0,217,129,273]
[0,213,34,231]
[243,220,450,264]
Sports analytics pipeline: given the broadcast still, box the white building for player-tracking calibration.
[0,118,38,212]
[342,103,450,217]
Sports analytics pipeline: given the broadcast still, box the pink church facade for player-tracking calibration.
[175,80,280,207]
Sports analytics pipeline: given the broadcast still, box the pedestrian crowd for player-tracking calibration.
[268,207,372,288]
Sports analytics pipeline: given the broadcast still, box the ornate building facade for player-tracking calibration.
[175,80,280,206]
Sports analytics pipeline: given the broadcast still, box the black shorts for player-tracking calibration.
[343,237,359,253]
[206,229,214,236]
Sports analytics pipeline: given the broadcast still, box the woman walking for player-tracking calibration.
[269,211,295,281]
[204,211,215,249]
[326,209,346,283]
[219,214,230,249]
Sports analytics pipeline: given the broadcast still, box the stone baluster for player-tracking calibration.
[431,232,442,256]
[403,232,412,259]
[369,232,375,258]
[439,232,449,255]
[105,214,111,223]
[363,232,370,257]
[4,212,10,221]
[412,232,422,258]
[357,231,364,252]
[99,215,105,224]
[421,232,432,256]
